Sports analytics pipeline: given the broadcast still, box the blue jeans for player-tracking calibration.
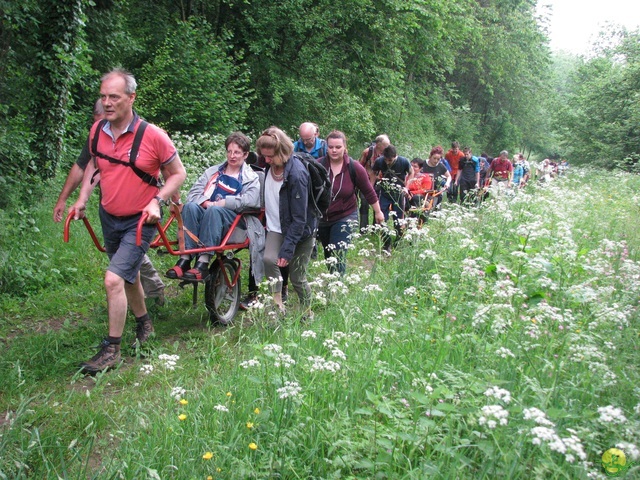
[379,194,404,250]
[182,202,238,250]
[318,211,357,275]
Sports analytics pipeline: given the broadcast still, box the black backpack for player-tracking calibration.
[90,119,161,187]
[294,152,331,217]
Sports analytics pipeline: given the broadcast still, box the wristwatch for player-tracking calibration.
[154,195,169,207]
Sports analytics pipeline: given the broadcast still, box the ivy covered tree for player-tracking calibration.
[31,0,90,180]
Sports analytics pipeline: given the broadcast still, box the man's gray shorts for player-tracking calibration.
[99,206,156,284]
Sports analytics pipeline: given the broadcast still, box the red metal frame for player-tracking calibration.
[64,209,263,292]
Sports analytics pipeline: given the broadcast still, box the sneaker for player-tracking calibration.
[131,316,155,348]
[80,339,121,375]
[282,285,289,304]
[239,293,257,311]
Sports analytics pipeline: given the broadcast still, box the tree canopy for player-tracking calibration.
[0,0,637,190]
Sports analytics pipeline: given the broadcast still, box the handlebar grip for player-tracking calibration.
[63,209,75,243]
[136,213,149,247]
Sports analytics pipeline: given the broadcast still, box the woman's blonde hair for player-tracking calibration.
[256,126,294,164]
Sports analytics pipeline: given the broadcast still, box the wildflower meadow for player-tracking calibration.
[1,168,639,479]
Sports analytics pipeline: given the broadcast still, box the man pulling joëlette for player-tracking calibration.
[71,68,186,374]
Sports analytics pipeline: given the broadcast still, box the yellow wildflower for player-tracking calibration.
[207,476,213,480]
[249,442,258,450]
[246,422,254,429]
[178,414,187,421]
[179,399,188,405]
[202,452,213,460]
[254,408,261,414]
[226,392,232,397]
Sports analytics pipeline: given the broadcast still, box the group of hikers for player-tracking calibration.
[54,68,563,374]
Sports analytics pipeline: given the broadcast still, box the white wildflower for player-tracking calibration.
[616,442,640,461]
[301,330,317,339]
[597,405,627,424]
[523,407,554,427]
[274,353,296,368]
[364,284,383,293]
[263,344,282,353]
[496,347,515,358]
[277,381,303,400]
[170,386,186,400]
[158,354,180,371]
[404,286,417,296]
[478,405,509,429]
[239,358,261,369]
[331,348,347,360]
[484,386,511,404]
[307,356,341,373]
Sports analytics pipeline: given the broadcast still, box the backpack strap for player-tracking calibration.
[318,139,327,158]
[90,120,161,187]
[365,145,375,165]
[347,158,357,186]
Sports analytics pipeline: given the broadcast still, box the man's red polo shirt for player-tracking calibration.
[89,116,176,216]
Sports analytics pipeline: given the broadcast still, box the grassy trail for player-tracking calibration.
[1,169,639,479]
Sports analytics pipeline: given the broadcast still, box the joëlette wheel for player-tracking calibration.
[204,258,241,325]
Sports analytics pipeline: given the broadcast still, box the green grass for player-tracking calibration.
[1,169,639,479]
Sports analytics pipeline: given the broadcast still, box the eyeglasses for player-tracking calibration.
[227,149,246,157]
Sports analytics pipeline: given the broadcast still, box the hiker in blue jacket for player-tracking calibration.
[257,126,316,317]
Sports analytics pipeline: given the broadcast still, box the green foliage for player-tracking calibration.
[1,0,572,186]
[171,131,228,187]
[137,18,252,134]
[616,153,640,173]
[29,0,91,180]
[0,175,103,297]
[553,29,640,166]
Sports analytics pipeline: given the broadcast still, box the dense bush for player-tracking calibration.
[136,18,252,135]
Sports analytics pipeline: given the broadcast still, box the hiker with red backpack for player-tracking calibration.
[317,130,385,275]
[70,69,186,374]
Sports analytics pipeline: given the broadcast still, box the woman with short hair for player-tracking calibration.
[166,132,260,282]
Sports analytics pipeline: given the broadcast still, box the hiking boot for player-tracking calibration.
[80,339,121,375]
[131,316,155,348]
[239,292,258,311]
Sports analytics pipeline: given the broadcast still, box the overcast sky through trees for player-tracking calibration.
[539,0,640,54]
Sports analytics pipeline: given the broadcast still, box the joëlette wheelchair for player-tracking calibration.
[64,204,263,325]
